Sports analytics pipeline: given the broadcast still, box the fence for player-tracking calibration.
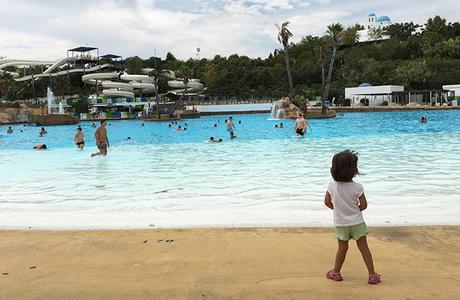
[183,96,278,106]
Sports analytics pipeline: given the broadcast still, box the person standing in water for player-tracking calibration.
[74,127,85,150]
[294,114,312,136]
[39,127,47,137]
[7,126,13,134]
[226,116,236,131]
[91,120,109,157]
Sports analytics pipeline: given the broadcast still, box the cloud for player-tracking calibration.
[0,0,459,60]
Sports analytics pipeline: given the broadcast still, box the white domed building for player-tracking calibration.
[357,13,392,42]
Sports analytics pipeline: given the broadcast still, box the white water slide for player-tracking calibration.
[82,70,158,98]
[82,69,204,99]
[1,56,205,99]
[0,56,103,81]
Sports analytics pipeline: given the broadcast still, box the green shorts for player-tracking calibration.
[334,222,369,241]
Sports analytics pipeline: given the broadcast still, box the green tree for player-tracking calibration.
[341,24,362,45]
[384,22,420,41]
[124,56,143,74]
[424,16,448,37]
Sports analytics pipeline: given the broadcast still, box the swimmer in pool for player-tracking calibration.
[208,137,222,143]
[39,127,47,137]
[294,114,312,136]
[74,127,85,150]
[7,126,13,134]
[226,117,236,131]
[91,119,109,157]
[230,132,237,139]
[33,144,47,150]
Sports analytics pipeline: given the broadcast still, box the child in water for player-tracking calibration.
[324,150,380,284]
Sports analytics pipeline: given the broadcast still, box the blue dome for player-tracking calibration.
[368,13,376,17]
[376,15,391,22]
[359,83,372,87]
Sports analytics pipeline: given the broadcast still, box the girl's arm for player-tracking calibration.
[324,191,333,210]
[358,193,368,211]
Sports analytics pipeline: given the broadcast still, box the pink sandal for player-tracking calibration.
[368,273,381,284]
[326,269,343,281]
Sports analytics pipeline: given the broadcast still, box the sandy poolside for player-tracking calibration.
[1,226,459,300]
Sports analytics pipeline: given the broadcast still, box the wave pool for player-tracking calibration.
[1,110,459,229]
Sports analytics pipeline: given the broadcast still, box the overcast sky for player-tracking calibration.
[0,0,459,61]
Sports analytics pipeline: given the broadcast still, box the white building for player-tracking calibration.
[443,84,460,106]
[345,83,404,106]
[357,13,392,42]
[442,84,460,99]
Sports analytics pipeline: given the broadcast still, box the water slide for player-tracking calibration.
[167,78,204,94]
[13,64,112,82]
[82,70,158,98]
[1,56,205,99]
[0,56,105,82]
[0,59,54,78]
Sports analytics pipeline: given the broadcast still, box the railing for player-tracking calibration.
[183,97,278,106]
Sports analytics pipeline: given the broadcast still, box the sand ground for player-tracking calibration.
[1,226,459,300]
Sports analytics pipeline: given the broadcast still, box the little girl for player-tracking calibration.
[324,150,380,284]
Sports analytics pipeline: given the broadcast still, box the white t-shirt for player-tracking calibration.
[327,180,365,226]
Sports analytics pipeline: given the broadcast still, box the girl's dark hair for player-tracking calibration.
[330,150,359,182]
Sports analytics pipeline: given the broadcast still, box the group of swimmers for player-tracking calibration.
[6,125,47,136]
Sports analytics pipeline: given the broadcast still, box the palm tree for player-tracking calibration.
[322,23,343,114]
[148,68,161,119]
[276,22,294,99]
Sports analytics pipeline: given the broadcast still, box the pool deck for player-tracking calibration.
[1,226,459,300]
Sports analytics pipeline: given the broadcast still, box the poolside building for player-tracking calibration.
[345,83,450,106]
[345,84,404,106]
[442,84,460,105]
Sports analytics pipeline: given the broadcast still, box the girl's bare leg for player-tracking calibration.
[334,240,349,273]
[356,236,376,274]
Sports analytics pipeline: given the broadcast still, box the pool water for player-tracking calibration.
[1,110,459,229]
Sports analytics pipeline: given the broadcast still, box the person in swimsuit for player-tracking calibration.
[39,127,47,137]
[74,127,85,150]
[294,114,312,136]
[91,119,109,157]
[226,117,236,131]
[7,126,13,134]
[33,144,47,150]
[230,131,237,139]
